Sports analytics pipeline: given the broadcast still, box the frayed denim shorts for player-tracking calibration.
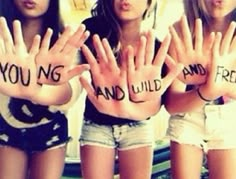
[0,116,70,153]
[79,118,154,151]
[166,101,236,152]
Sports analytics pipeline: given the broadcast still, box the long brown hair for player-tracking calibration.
[91,0,157,49]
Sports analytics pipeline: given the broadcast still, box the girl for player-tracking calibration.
[78,0,182,178]
[165,0,236,179]
[0,0,89,178]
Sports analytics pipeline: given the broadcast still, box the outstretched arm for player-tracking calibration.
[80,34,161,120]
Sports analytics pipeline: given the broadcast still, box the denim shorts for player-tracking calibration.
[166,101,236,152]
[79,118,154,151]
[0,115,70,153]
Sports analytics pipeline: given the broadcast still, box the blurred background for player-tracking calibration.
[60,0,184,159]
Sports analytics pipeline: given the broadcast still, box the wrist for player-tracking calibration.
[196,86,212,103]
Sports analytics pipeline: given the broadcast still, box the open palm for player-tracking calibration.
[0,17,40,99]
[36,24,90,85]
[125,30,183,102]
[169,15,214,85]
[80,35,160,120]
[204,24,236,100]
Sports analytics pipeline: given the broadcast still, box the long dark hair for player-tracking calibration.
[90,0,154,49]
[0,0,63,45]
[91,0,120,49]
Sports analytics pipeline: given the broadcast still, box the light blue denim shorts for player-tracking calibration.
[79,118,154,151]
[166,101,236,152]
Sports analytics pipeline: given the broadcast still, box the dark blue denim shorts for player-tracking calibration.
[0,115,70,153]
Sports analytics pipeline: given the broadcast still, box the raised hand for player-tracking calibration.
[80,34,160,120]
[0,17,41,99]
[125,30,183,102]
[200,22,236,100]
[36,24,90,85]
[169,15,215,84]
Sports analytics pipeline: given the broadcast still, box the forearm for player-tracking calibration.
[31,83,72,106]
[165,88,208,114]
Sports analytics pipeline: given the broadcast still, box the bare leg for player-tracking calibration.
[208,149,236,179]
[170,141,203,179]
[0,146,28,179]
[80,145,115,179]
[118,146,153,179]
[29,146,66,179]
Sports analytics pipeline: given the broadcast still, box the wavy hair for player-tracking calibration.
[90,0,157,48]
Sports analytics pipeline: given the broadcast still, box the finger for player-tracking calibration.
[203,32,215,53]
[229,34,236,53]
[145,30,155,65]
[102,38,119,71]
[93,34,108,64]
[81,44,99,73]
[79,76,99,105]
[135,35,146,69]
[63,24,90,54]
[213,32,222,59]
[79,76,96,98]
[13,20,25,54]
[221,21,236,55]
[50,26,72,53]
[0,36,4,54]
[126,45,135,75]
[211,32,222,82]
[153,33,171,66]
[67,64,90,80]
[168,25,184,62]
[40,28,53,53]
[162,61,183,91]
[181,15,193,51]
[120,48,128,71]
[194,18,203,53]
[0,17,14,53]
[29,35,41,56]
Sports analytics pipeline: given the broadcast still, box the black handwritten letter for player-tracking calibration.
[38,64,51,79]
[0,62,8,82]
[182,67,192,79]
[114,86,125,100]
[96,86,108,99]
[51,65,64,82]
[154,79,161,91]
[8,64,19,84]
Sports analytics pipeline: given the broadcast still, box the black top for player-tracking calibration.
[81,16,167,125]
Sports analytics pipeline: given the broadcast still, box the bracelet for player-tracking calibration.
[196,87,212,102]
